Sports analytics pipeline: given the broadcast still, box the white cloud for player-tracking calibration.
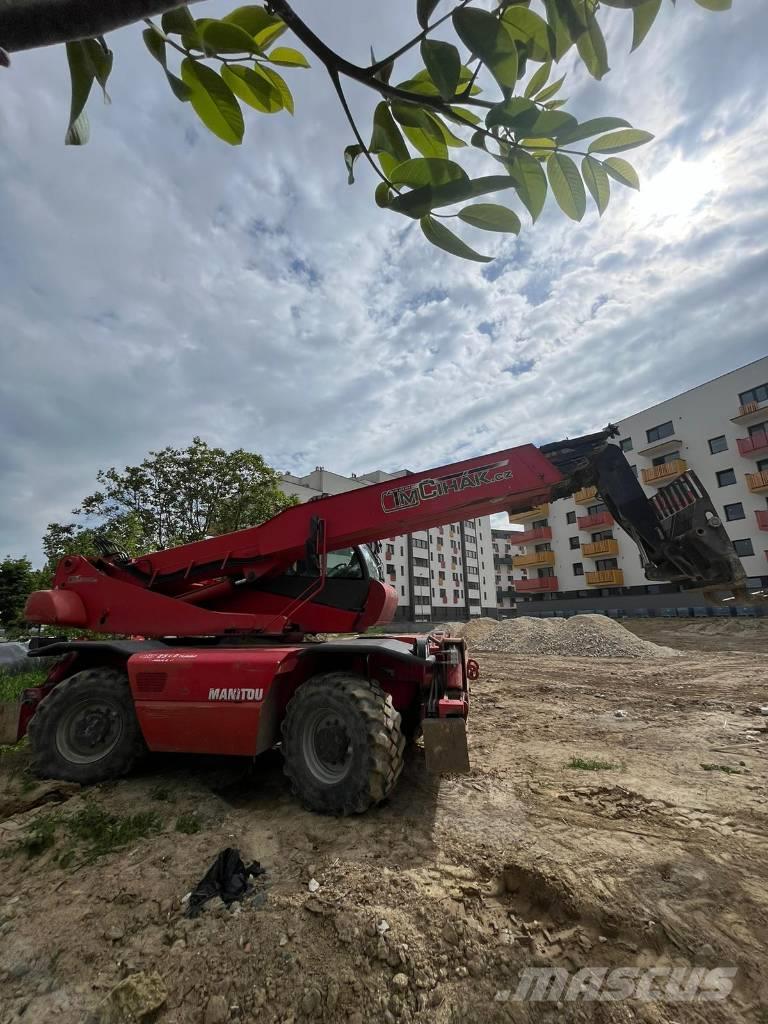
[1,0,766,562]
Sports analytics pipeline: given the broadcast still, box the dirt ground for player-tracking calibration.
[1,620,767,1024]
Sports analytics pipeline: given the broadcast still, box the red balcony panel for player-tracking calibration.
[514,576,559,593]
[515,526,553,545]
[738,431,768,456]
[577,511,614,530]
[756,510,768,531]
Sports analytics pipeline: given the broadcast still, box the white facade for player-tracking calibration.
[280,467,497,621]
[506,356,768,606]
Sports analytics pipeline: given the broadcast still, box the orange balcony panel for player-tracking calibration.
[514,576,559,593]
[581,539,619,558]
[641,459,688,486]
[515,526,552,545]
[756,510,768,531]
[573,486,598,505]
[511,504,549,524]
[577,511,614,530]
[738,431,768,457]
[739,401,760,417]
[512,551,556,569]
[747,471,768,494]
[585,569,624,587]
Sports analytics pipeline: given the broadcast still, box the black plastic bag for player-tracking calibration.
[185,847,264,918]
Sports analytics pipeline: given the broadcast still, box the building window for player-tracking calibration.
[724,502,745,522]
[566,511,576,524]
[758,458,768,473]
[532,518,548,530]
[619,437,633,452]
[739,383,768,406]
[716,468,736,487]
[572,562,584,576]
[592,530,613,541]
[588,502,608,516]
[652,451,680,466]
[733,539,754,557]
[569,536,580,550]
[646,421,674,443]
[385,562,395,576]
[400,565,404,576]
[400,585,405,596]
[708,435,728,454]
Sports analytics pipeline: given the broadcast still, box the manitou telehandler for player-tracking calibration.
[12,427,743,814]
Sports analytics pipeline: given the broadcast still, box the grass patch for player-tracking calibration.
[149,785,176,803]
[0,669,46,703]
[566,757,618,771]
[175,812,202,835]
[700,763,743,775]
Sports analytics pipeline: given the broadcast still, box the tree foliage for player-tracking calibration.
[0,556,46,637]
[42,437,297,568]
[1,0,731,258]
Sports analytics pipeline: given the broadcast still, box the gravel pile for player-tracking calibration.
[456,617,499,648]
[476,614,680,659]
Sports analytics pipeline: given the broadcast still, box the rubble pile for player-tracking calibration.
[476,614,679,659]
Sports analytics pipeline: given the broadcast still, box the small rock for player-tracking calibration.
[106,926,125,942]
[326,981,340,1012]
[92,971,167,1024]
[204,994,229,1024]
[429,990,443,1008]
[614,710,628,719]
[334,911,357,943]
[230,903,242,916]
[308,878,320,893]
[455,966,469,978]
[468,957,484,978]
[392,973,409,991]
[494,991,511,1003]
[376,919,390,935]
[301,988,322,1016]
[441,921,460,946]
[598,935,608,944]
[279,934,289,947]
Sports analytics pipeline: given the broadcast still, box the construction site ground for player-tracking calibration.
[1,618,767,1024]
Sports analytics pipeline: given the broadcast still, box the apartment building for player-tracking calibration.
[491,529,517,612]
[505,356,768,612]
[279,467,497,622]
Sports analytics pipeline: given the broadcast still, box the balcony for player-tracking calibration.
[746,470,768,494]
[515,526,552,545]
[514,576,559,593]
[641,459,688,486]
[737,430,768,457]
[637,436,683,458]
[577,510,614,530]
[511,503,549,524]
[756,510,768,531]
[581,539,619,558]
[573,486,598,505]
[731,400,768,425]
[585,569,624,587]
[512,551,556,569]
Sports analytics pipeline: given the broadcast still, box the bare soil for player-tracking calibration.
[1,621,767,1024]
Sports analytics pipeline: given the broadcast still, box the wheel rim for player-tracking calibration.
[55,697,124,765]
[302,708,353,785]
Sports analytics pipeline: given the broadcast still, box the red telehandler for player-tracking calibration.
[14,427,743,814]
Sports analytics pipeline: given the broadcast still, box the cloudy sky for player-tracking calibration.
[1,0,766,563]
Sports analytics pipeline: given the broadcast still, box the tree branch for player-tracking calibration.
[0,0,206,52]
[368,0,474,75]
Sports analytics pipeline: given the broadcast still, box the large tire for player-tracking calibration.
[27,667,142,784]
[281,673,405,815]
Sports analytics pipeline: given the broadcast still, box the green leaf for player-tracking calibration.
[458,204,521,233]
[581,155,610,215]
[403,125,447,159]
[529,109,577,138]
[420,39,461,101]
[375,182,391,207]
[632,0,662,50]
[430,112,466,148]
[544,99,566,109]
[694,0,732,7]
[486,97,538,132]
[166,72,192,102]
[386,174,517,218]
[506,150,547,222]
[420,215,492,262]
[543,0,573,60]
[221,64,283,112]
[181,59,244,144]
[524,59,551,98]
[65,41,95,145]
[143,26,167,65]
[389,157,469,188]
[602,156,640,190]
[576,7,609,80]
[223,5,283,37]
[82,38,112,96]
[417,0,440,29]
[446,106,481,126]
[267,46,310,68]
[547,152,586,220]
[369,103,410,162]
[201,20,263,54]
[502,6,553,62]
[259,66,293,113]
[557,116,631,145]
[452,7,519,90]
[589,128,654,154]
[162,6,197,36]
[535,75,565,102]
[344,144,364,184]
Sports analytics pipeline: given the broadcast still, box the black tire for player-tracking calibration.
[281,672,405,815]
[27,667,142,784]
